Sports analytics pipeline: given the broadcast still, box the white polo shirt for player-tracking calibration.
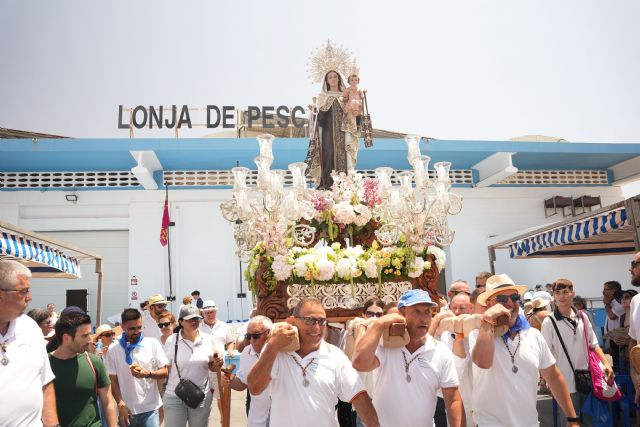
[0,314,55,427]
[541,310,598,393]
[628,293,640,342]
[371,335,459,427]
[200,320,234,349]
[236,345,270,427]
[269,340,365,427]
[105,336,169,415]
[440,332,474,425]
[163,331,218,395]
[142,310,161,339]
[470,327,555,427]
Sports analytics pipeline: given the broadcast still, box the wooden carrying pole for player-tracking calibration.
[214,360,235,427]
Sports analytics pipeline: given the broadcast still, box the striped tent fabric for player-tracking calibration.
[0,231,81,278]
[509,208,632,258]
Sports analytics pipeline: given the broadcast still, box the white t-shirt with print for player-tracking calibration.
[470,327,555,427]
[269,340,365,427]
[371,334,459,427]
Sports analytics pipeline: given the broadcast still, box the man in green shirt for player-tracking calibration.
[49,312,117,427]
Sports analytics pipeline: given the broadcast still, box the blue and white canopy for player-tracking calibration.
[0,230,81,278]
[508,207,634,258]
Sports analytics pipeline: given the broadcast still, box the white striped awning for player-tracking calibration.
[0,231,81,278]
[509,207,635,258]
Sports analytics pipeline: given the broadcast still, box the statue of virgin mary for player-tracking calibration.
[305,70,358,189]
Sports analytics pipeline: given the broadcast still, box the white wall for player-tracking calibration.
[1,184,634,322]
[448,186,631,299]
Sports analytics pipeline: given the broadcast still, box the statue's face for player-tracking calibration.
[348,75,359,85]
[326,72,340,89]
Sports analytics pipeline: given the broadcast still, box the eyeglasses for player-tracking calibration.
[158,322,172,328]
[364,310,383,318]
[632,260,640,269]
[494,293,521,304]
[154,304,167,309]
[296,316,327,326]
[0,288,31,295]
[244,331,268,340]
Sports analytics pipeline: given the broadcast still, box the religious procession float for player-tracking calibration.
[221,41,462,321]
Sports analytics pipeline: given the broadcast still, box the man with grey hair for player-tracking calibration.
[0,260,59,426]
[224,315,273,426]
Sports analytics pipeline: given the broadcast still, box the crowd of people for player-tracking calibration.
[1,251,640,426]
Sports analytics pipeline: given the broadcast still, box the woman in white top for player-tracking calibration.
[163,305,222,427]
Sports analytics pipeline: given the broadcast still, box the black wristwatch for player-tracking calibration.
[566,416,580,423]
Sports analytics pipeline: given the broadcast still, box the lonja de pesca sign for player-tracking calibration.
[118,105,307,130]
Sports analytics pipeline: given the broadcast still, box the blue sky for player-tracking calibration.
[1,0,640,142]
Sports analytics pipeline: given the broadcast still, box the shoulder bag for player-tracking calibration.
[173,333,206,408]
[549,316,592,395]
[578,311,621,401]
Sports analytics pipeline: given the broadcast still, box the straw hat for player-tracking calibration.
[477,274,528,306]
[524,301,534,316]
[530,297,551,311]
[148,294,169,306]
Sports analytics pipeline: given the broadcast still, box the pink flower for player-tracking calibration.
[363,178,382,207]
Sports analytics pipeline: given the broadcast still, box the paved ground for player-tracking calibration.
[202,390,629,426]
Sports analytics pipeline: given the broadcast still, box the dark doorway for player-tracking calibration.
[66,289,88,313]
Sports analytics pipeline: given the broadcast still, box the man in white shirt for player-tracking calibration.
[542,278,613,426]
[624,251,640,403]
[141,294,168,339]
[224,315,272,427]
[429,292,474,426]
[198,299,233,415]
[0,260,58,427]
[353,289,463,427]
[472,274,578,427]
[248,298,380,427]
[106,308,169,427]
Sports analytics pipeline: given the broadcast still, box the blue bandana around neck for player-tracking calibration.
[503,313,530,340]
[119,333,144,365]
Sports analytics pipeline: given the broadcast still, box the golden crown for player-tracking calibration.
[307,40,357,84]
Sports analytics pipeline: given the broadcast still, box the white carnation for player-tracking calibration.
[427,246,446,271]
[316,258,335,281]
[363,257,378,278]
[408,257,425,278]
[333,202,356,225]
[336,257,357,279]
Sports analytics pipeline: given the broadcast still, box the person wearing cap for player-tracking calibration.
[525,297,551,331]
[352,289,463,427]
[248,297,380,427]
[541,278,613,426]
[163,305,223,427]
[471,274,578,427]
[142,294,169,339]
[105,308,169,427]
[199,298,235,417]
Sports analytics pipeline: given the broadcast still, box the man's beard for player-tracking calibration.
[632,274,640,288]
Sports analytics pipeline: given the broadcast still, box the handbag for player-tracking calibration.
[549,316,592,395]
[361,90,373,148]
[173,333,206,408]
[579,311,622,402]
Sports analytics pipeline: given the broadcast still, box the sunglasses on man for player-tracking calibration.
[296,316,327,326]
[632,260,640,269]
[494,293,521,304]
[244,331,268,340]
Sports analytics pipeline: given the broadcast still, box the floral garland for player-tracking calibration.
[244,172,447,294]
